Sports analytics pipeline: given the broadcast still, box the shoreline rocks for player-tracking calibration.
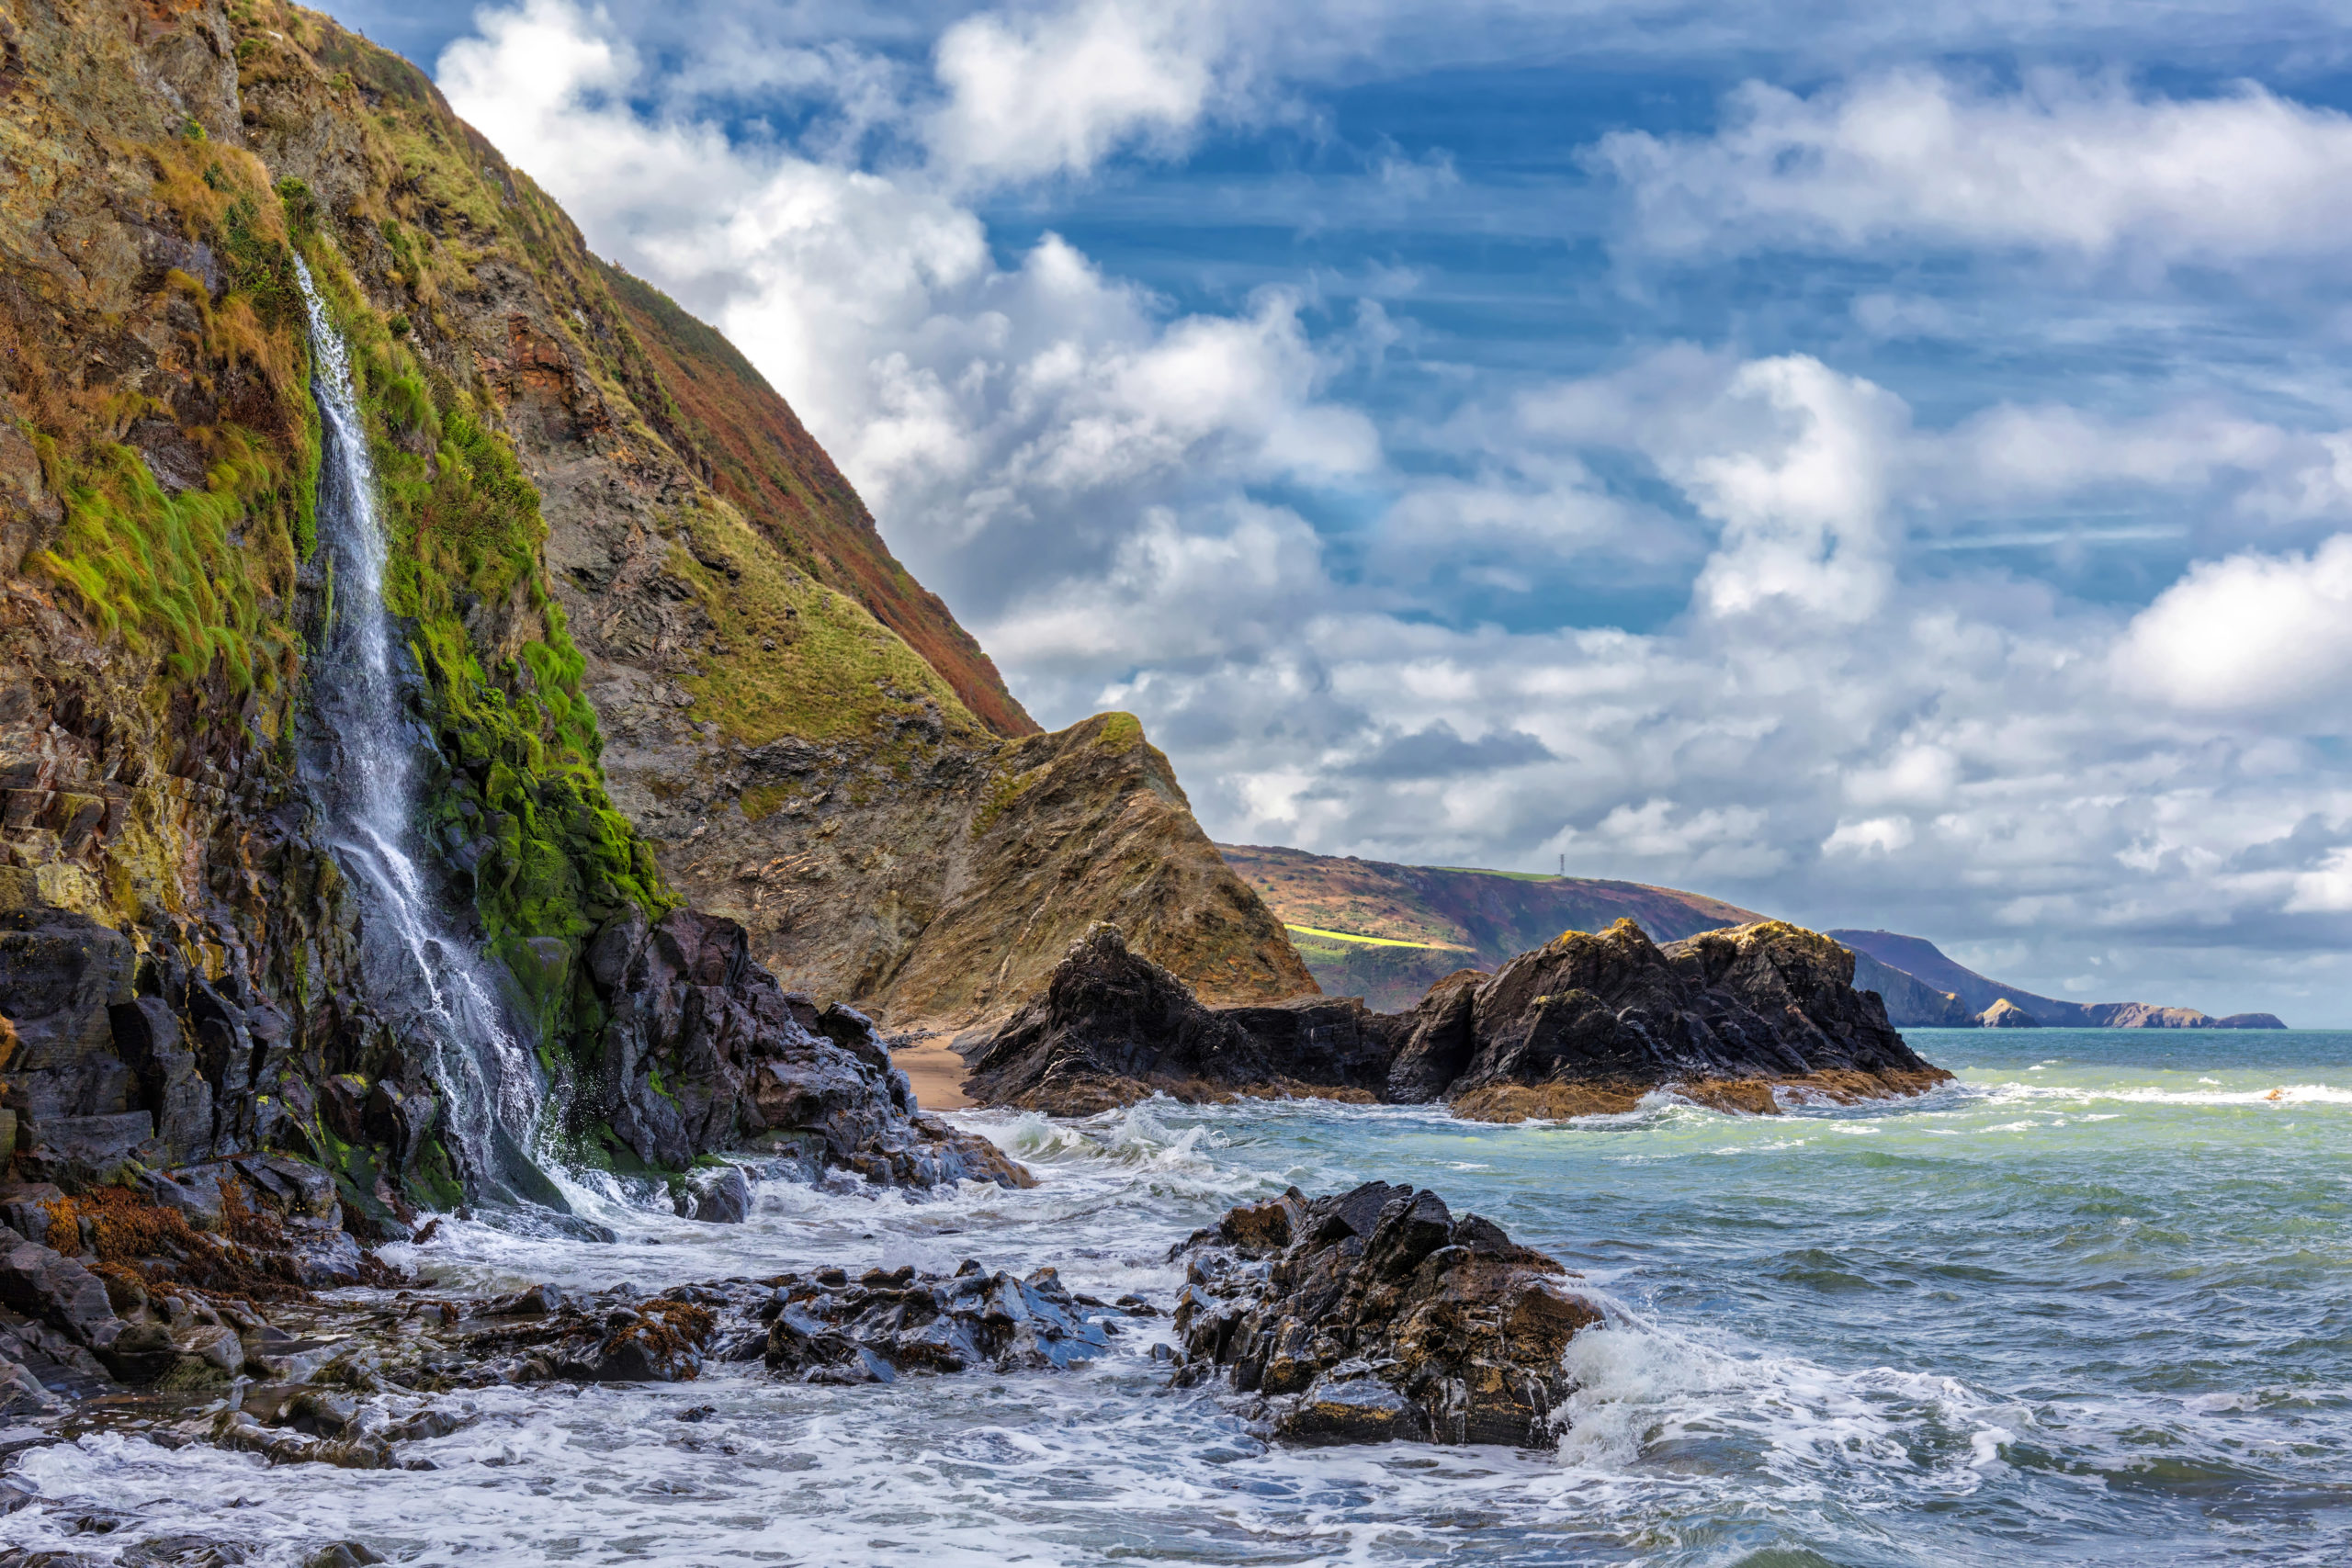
[1171,1183,1602,1448]
[573,908,1035,1192]
[958,918,1951,1121]
[960,924,1387,1116]
[1440,919,1951,1122]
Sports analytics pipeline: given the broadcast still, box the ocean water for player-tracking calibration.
[11,1029,2352,1566]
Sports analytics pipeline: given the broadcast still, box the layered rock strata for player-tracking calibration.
[1171,1183,1602,1447]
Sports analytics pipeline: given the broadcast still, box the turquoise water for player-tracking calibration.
[6,1030,2348,1564]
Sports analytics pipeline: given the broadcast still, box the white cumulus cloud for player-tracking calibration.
[1594,69,2352,265]
[2113,534,2352,716]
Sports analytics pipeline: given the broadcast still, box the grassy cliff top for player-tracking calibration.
[1219,842,1767,964]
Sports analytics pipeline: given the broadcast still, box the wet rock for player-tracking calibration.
[1171,1183,1604,1449]
[761,1262,1110,1382]
[962,924,1383,1114]
[0,1238,120,1351]
[0,1357,54,1418]
[304,1546,386,1568]
[581,908,1032,1190]
[460,1292,722,1383]
[100,1322,178,1385]
[484,1283,570,1316]
[673,1164,752,1223]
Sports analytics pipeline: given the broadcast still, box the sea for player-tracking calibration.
[8,1028,2350,1566]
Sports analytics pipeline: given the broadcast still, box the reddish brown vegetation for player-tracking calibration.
[596,262,1038,739]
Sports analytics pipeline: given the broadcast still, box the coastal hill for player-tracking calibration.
[1223,847,2284,1028]
[1832,931,2286,1030]
[1216,843,1763,1010]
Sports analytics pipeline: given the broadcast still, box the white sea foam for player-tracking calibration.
[12,1070,2352,1563]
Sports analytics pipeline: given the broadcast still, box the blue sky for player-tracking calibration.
[332,0,2352,1020]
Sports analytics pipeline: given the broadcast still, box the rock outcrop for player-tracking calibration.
[1980,998,2038,1028]
[1442,920,1951,1121]
[959,924,1386,1115]
[575,907,1029,1190]
[1171,1183,1602,1447]
[958,919,1951,1120]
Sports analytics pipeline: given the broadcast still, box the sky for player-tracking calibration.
[332,0,2352,1021]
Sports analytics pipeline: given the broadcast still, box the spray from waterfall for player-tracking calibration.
[292,256,560,1213]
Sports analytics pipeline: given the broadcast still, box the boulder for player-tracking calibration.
[17,1110,155,1186]
[673,1164,752,1224]
[1444,920,1952,1121]
[1171,1183,1602,1448]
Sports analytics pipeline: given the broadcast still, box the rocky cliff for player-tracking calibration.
[0,0,1305,1227]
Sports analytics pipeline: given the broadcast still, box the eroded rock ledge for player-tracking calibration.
[956,918,1951,1120]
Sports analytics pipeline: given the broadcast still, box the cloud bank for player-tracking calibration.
[438,0,2352,1018]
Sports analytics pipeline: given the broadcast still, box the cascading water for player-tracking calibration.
[292,257,566,1217]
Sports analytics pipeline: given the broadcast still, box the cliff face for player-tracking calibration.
[0,0,1305,1219]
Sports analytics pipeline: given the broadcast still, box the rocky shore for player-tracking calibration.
[956,918,1951,1120]
[0,1170,1598,1549]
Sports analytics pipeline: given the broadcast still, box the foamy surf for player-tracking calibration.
[6,1028,2352,1564]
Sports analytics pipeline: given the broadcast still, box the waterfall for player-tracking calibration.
[292,257,564,1216]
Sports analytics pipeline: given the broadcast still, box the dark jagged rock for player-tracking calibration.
[961,924,1389,1115]
[760,1262,1112,1382]
[1380,969,1485,1104]
[1440,919,1952,1121]
[459,1289,724,1384]
[961,919,1949,1121]
[0,1235,121,1356]
[1171,1183,1602,1448]
[673,1164,753,1223]
[579,908,1032,1190]
[454,1263,1123,1389]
